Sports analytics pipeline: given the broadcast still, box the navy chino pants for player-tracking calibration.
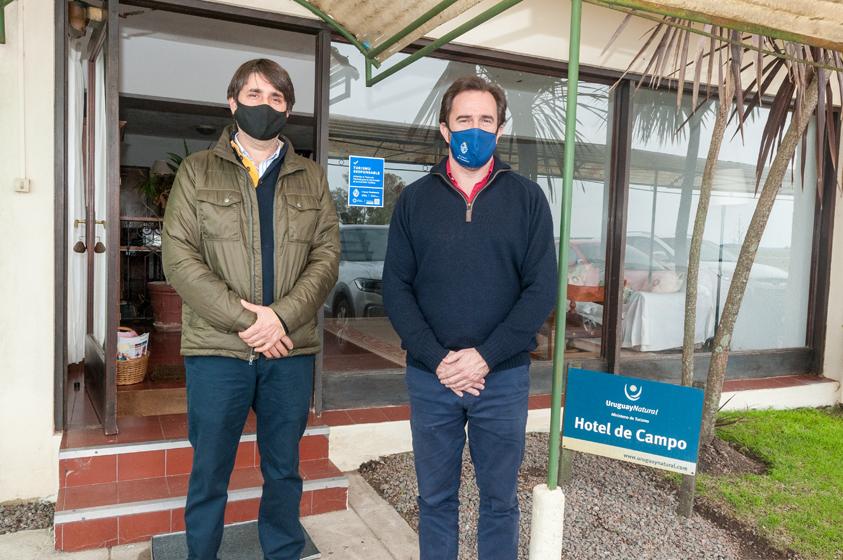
[406,363,530,560]
[183,354,314,560]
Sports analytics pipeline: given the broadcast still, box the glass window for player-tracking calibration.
[323,42,613,373]
[340,227,389,262]
[625,88,815,353]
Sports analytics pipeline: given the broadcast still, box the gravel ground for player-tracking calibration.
[0,501,54,536]
[359,432,758,560]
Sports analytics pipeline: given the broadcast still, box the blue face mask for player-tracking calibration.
[448,128,497,169]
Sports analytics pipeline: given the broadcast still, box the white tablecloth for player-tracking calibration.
[622,287,715,351]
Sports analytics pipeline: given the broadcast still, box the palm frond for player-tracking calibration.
[608,14,843,194]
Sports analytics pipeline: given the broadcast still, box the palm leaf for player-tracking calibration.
[755,35,764,106]
[729,30,746,141]
[609,22,664,90]
[676,24,691,110]
[690,25,709,109]
[601,12,633,57]
[609,14,843,192]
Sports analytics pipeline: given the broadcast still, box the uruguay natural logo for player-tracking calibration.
[624,383,643,402]
[460,141,469,155]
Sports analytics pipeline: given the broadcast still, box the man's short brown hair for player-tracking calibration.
[227,58,296,110]
[438,76,507,128]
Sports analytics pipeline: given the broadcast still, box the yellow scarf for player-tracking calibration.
[230,140,260,188]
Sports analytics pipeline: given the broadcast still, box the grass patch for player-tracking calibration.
[696,407,843,560]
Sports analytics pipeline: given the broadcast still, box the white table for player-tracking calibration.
[622,287,716,351]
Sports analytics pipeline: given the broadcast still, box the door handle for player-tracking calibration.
[93,220,106,253]
[73,219,106,227]
[72,219,107,253]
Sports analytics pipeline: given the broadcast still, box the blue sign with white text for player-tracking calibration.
[562,368,704,475]
[348,155,385,208]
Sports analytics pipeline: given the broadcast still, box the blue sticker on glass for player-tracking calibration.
[348,156,384,208]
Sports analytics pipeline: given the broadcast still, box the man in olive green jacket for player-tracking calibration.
[162,59,339,560]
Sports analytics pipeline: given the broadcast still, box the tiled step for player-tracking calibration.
[61,410,328,449]
[54,462,347,551]
[59,426,330,487]
[55,423,347,552]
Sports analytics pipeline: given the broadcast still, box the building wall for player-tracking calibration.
[0,0,62,501]
[0,0,839,503]
[823,188,843,403]
[207,0,647,72]
[0,0,650,502]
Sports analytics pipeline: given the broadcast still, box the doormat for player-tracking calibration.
[149,364,185,382]
[151,521,320,559]
[117,387,186,417]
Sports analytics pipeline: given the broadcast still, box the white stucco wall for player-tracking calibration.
[0,0,839,504]
[0,0,650,505]
[823,188,843,403]
[0,0,63,502]
[205,0,647,72]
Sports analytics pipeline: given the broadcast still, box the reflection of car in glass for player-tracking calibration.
[569,238,679,292]
[626,233,788,285]
[326,224,388,319]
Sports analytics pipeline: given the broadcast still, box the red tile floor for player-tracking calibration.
[67,363,832,436]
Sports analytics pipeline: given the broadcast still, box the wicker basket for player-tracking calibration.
[117,353,149,385]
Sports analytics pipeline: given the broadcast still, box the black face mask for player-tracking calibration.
[234,101,287,141]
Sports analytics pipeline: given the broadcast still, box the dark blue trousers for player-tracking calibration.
[183,354,314,560]
[406,364,530,560]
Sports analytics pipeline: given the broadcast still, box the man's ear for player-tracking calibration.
[439,122,451,145]
[227,97,237,115]
[495,123,505,142]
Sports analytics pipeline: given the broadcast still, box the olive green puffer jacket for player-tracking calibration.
[162,125,340,360]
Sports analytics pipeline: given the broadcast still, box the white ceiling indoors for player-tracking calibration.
[116,6,317,162]
[118,6,316,112]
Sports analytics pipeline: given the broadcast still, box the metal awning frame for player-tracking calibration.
[292,0,524,86]
[0,0,16,44]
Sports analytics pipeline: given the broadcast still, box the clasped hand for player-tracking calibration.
[436,348,489,397]
[238,300,294,359]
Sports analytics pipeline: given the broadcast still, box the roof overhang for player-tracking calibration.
[293,0,843,87]
[587,0,843,52]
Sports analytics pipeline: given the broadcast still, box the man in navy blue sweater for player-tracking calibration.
[383,76,558,560]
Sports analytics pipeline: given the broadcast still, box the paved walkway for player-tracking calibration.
[0,473,419,560]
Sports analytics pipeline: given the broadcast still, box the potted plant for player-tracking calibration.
[137,142,189,217]
[140,142,190,330]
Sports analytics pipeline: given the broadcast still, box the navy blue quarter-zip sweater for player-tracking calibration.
[382,156,558,374]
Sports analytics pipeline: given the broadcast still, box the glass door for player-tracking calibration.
[83,0,120,435]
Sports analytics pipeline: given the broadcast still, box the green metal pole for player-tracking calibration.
[366,0,523,86]
[0,0,13,45]
[365,0,459,60]
[546,0,582,491]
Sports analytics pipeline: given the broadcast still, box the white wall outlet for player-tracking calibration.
[14,178,31,193]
